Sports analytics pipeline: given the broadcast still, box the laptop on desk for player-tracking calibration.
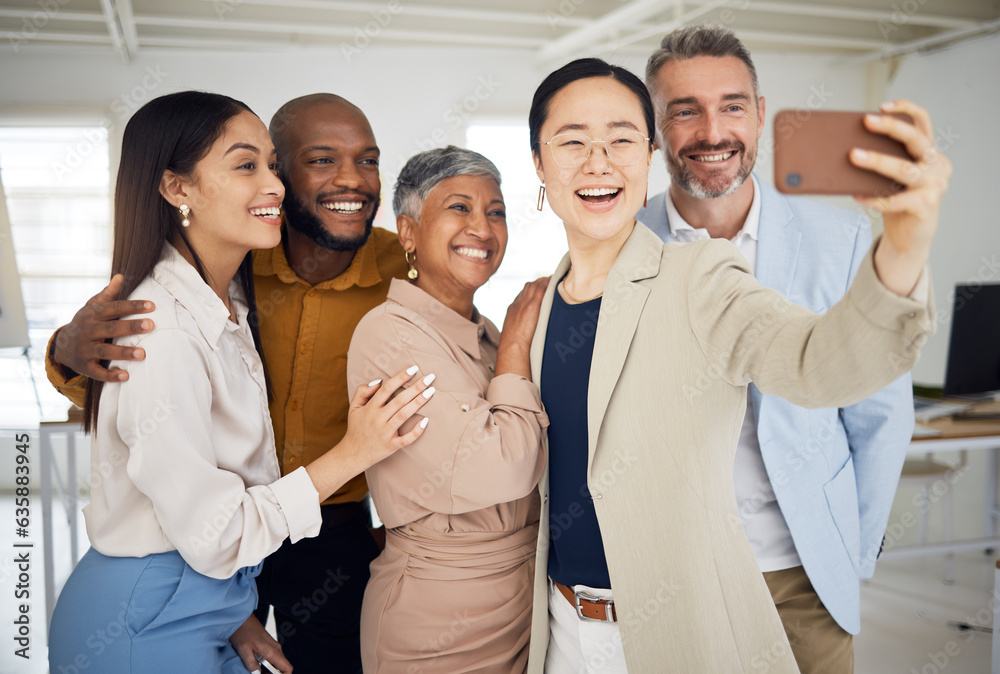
[912,283,1000,427]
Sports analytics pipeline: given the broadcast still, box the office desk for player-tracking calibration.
[881,412,1000,561]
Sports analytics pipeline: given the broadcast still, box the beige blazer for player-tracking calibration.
[526,223,931,673]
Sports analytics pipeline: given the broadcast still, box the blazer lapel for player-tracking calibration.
[530,254,569,387]
[587,224,661,466]
[749,179,800,414]
[753,179,801,298]
[637,191,673,242]
[530,257,567,504]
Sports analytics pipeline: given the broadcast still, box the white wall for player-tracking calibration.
[885,33,1000,386]
[0,44,545,233]
[0,43,874,224]
[1,36,995,386]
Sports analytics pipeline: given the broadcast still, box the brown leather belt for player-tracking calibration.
[555,581,617,623]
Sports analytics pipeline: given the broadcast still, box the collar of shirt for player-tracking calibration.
[253,228,386,291]
[151,242,247,350]
[664,173,762,247]
[386,278,499,359]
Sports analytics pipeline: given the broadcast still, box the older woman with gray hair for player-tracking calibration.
[347,146,549,673]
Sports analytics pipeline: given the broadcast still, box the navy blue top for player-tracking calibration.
[541,289,611,589]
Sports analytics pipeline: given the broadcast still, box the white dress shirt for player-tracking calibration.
[665,176,802,571]
[85,242,322,580]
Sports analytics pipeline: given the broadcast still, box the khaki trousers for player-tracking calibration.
[763,565,854,673]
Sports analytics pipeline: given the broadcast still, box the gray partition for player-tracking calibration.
[0,167,28,350]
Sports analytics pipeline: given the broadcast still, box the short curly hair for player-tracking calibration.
[393,145,501,220]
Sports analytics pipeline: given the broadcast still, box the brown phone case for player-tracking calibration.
[773,110,913,196]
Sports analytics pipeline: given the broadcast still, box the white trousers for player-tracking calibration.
[545,579,630,674]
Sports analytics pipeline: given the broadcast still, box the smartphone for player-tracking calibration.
[773,110,913,197]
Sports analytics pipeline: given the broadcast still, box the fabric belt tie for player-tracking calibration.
[385,523,539,581]
[555,581,617,623]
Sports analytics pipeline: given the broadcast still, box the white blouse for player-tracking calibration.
[85,242,321,579]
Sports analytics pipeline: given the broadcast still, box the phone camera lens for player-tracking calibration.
[786,173,801,188]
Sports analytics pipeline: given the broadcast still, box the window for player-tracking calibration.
[0,126,112,425]
[466,123,567,327]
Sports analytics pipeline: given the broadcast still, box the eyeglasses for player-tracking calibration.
[542,130,651,168]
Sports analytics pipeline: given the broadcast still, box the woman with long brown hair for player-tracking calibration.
[48,91,433,673]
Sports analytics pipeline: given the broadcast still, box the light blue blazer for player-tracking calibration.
[637,177,914,634]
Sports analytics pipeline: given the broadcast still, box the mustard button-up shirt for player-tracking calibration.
[251,227,406,504]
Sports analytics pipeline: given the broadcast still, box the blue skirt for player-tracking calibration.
[49,548,261,673]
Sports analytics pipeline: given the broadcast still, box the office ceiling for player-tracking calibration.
[1,0,998,65]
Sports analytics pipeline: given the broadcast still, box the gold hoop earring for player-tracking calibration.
[179,204,191,228]
[405,251,418,280]
[536,184,545,211]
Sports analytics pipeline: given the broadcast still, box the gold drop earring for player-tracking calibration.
[179,204,191,227]
[536,184,545,211]
[405,251,418,280]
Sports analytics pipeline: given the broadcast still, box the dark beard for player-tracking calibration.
[667,139,754,199]
[282,180,380,252]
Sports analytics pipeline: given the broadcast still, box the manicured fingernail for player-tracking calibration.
[851,148,868,160]
[117,372,127,381]
[865,113,880,124]
[406,365,419,376]
[422,373,436,386]
[881,100,896,110]
[419,417,429,429]
[422,386,435,399]
[368,379,382,387]
[143,302,154,310]
[140,320,152,330]
[133,348,143,358]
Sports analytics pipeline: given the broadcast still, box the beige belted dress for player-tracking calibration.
[347,279,548,673]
